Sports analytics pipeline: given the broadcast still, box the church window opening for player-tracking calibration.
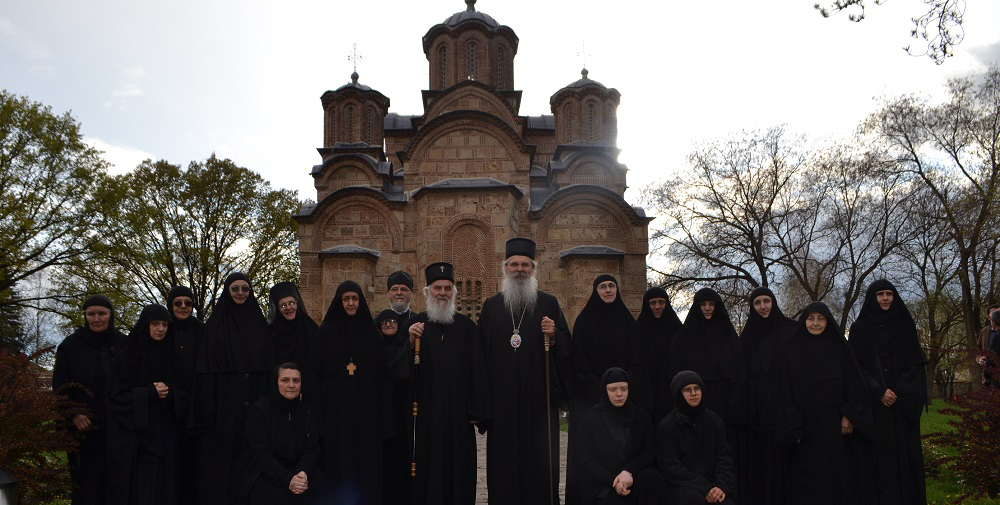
[468,42,477,79]
[496,47,506,88]
[564,104,574,142]
[439,45,448,87]
[587,103,596,141]
[365,108,373,144]
[345,105,354,141]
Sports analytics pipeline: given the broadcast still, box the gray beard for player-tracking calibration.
[425,295,457,325]
[390,300,409,313]
[502,272,538,316]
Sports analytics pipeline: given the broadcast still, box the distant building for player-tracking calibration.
[295,0,652,323]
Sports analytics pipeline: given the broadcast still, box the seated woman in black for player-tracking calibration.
[233,362,323,505]
[575,367,664,504]
[656,370,736,505]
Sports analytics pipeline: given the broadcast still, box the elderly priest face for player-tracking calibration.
[424,279,457,324]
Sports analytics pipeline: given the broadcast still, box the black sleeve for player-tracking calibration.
[623,412,655,475]
[711,416,736,495]
[578,413,617,490]
[551,299,573,409]
[655,418,712,494]
[245,404,295,489]
[296,411,321,477]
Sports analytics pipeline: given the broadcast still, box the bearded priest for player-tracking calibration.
[404,262,493,505]
[478,238,572,505]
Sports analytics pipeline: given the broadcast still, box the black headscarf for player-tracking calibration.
[849,280,926,369]
[314,281,385,380]
[787,302,855,406]
[117,304,177,385]
[374,309,401,343]
[573,275,641,377]
[671,370,707,419]
[78,294,126,349]
[636,287,682,363]
[196,272,271,373]
[167,285,200,326]
[269,363,304,415]
[668,288,740,381]
[740,287,797,376]
[267,282,319,369]
[594,367,634,463]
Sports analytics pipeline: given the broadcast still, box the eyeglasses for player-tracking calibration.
[173,300,193,308]
[279,301,297,310]
[230,285,251,293]
[682,386,702,395]
[381,320,398,326]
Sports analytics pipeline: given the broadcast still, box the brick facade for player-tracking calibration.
[295,1,652,326]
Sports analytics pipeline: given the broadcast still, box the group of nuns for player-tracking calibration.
[567,276,928,505]
[52,269,928,505]
[53,273,387,505]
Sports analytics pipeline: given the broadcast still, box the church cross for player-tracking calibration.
[577,41,590,70]
[346,361,357,376]
[347,43,364,72]
[440,265,446,272]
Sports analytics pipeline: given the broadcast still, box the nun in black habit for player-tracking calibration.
[656,370,736,505]
[268,282,318,369]
[53,294,127,505]
[780,302,872,505]
[738,287,797,505]
[166,285,203,504]
[848,280,927,505]
[312,280,391,505]
[376,308,413,505]
[232,363,324,505]
[569,275,648,505]
[574,367,664,505]
[189,272,272,505]
[636,287,682,423]
[106,304,187,505]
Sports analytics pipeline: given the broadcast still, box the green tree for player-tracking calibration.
[56,155,300,322]
[0,90,108,336]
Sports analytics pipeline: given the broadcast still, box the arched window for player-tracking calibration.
[328,108,336,145]
[587,103,596,141]
[439,45,448,87]
[345,105,354,141]
[365,108,373,144]
[496,47,506,89]
[564,103,574,143]
[468,42,477,79]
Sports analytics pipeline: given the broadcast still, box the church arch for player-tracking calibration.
[441,214,496,322]
[535,186,638,253]
[312,194,402,253]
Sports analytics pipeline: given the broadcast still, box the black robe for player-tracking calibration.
[267,282,319,405]
[568,275,647,505]
[311,281,391,505]
[166,286,204,505]
[189,272,272,505]
[655,370,736,505]
[52,296,127,505]
[739,287,797,505]
[478,290,572,505]
[232,377,322,505]
[376,309,413,505]
[575,368,663,505]
[780,302,872,505]
[635,287,682,423]
[107,304,186,505]
[399,311,492,505]
[848,280,927,505]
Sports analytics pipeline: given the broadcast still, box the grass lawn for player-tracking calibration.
[922,400,1000,505]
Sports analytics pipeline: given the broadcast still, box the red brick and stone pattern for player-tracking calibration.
[295,2,652,326]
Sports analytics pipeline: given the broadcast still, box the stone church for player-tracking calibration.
[295,0,652,324]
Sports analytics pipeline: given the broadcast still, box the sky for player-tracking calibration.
[2,0,999,208]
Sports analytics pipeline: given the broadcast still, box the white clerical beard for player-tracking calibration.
[502,271,538,316]
[425,293,457,324]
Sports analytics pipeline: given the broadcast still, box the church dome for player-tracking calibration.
[563,68,607,90]
[336,71,373,92]
[443,0,499,28]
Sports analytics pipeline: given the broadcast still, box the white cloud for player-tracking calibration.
[86,137,155,175]
[0,17,52,61]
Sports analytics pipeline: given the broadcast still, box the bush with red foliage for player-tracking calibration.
[924,350,1000,502]
[0,347,78,503]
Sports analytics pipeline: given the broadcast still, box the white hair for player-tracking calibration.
[424,285,457,324]
[501,264,538,316]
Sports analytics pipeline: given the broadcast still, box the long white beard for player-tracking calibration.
[425,293,457,324]
[502,271,538,316]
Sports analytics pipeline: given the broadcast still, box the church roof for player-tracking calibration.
[336,71,372,91]
[525,115,555,130]
[411,177,524,199]
[318,245,381,259]
[443,0,499,28]
[562,68,607,90]
[384,113,417,131]
[559,245,626,260]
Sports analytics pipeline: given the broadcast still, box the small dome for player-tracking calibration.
[563,68,607,90]
[336,71,373,92]
[443,0,499,28]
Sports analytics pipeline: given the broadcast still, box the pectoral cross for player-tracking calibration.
[347,360,357,376]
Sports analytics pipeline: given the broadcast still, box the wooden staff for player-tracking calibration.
[411,330,421,499]
[544,332,554,505]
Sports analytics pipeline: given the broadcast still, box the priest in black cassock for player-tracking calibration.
[403,262,492,505]
[387,270,415,324]
[848,280,927,505]
[53,295,127,505]
[478,237,572,505]
[312,281,390,505]
[107,304,186,505]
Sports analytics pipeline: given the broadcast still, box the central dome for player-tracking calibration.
[443,0,499,28]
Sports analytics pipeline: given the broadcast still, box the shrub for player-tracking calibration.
[0,347,76,503]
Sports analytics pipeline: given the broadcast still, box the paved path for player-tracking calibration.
[474,430,568,504]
